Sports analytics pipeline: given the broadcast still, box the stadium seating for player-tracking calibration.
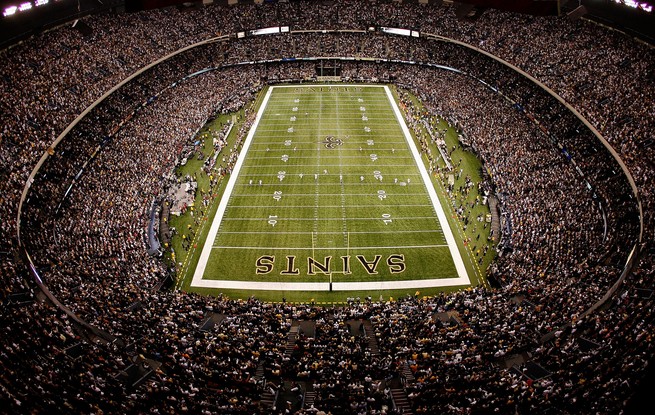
[1,1,653,414]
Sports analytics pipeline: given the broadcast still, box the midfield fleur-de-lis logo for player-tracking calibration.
[321,135,344,149]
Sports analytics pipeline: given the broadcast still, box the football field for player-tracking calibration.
[191,85,468,292]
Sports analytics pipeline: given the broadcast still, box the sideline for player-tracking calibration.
[191,87,275,286]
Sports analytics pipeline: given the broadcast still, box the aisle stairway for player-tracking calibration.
[391,388,414,415]
[285,322,300,357]
[361,319,380,356]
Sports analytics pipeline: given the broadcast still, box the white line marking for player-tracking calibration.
[217,230,443,235]
[245,159,415,163]
[190,279,465,291]
[212,245,449,250]
[221,216,442,221]
[221,204,434,208]
[230,193,429,196]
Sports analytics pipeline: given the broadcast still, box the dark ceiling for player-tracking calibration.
[0,0,653,50]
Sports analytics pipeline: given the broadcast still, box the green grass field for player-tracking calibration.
[188,84,467,295]
[170,84,496,303]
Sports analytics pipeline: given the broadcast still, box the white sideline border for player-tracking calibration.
[191,85,469,291]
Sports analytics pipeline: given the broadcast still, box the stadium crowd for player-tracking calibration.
[1,1,653,414]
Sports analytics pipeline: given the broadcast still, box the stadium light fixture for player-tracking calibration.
[3,5,17,16]
[613,0,653,12]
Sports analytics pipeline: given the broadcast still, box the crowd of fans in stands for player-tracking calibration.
[1,1,653,414]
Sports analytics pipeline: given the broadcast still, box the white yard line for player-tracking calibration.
[218,204,435,208]
[252,138,406,141]
[217,230,443,235]
[212,245,449,250]
[241,162,416,165]
[191,278,464,291]
[230,192,429,196]
[221,216,444,221]
[256,117,392,121]
[191,85,470,291]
